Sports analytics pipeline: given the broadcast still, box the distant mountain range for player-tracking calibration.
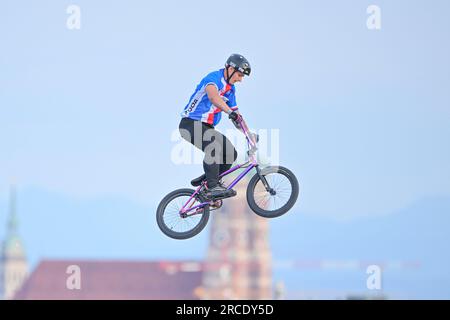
[269,196,450,299]
[0,188,448,299]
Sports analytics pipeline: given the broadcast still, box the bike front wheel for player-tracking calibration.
[246,166,299,218]
[156,188,210,240]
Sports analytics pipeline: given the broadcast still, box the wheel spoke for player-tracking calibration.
[253,172,294,212]
[163,194,204,233]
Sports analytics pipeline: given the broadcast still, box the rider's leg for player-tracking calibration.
[179,118,221,186]
[202,130,237,199]
[193,138,237,184]
[179,118,236,198]
[199,127,238,198]
[202,128,225,188]
[219,135,238,175]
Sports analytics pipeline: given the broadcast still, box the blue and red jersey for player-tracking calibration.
[181,68,238,126]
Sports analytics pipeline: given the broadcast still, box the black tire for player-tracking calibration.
[156,188,210,240]
[246,166,299,218]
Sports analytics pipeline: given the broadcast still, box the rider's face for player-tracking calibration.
[228,67,245,84]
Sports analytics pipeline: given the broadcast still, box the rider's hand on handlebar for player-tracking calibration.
[228,111,242,123]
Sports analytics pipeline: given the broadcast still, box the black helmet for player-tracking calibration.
[225,54,251,76]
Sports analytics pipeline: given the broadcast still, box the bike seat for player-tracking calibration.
[191,174,206,187]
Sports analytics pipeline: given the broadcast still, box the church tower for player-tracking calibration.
[200,176,273,300]
[0,186,28,300]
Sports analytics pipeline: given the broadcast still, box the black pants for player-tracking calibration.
[179,117,238,188]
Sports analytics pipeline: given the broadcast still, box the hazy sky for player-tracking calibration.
[1,0,450,299]
[1,0,449,220]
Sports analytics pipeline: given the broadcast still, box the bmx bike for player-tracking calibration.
[157,116,299,240]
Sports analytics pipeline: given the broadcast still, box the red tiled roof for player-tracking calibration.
[14,260,203,300]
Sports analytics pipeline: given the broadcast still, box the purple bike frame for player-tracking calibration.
[179,117,258,216]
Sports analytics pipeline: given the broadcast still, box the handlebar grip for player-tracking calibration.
[249,133,259,143]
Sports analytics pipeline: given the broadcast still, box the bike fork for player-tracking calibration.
[256,166,275,194]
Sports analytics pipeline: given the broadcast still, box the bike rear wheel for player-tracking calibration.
[156,188,210,240]
[246,166,299,218]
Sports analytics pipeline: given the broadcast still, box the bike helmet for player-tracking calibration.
[225,54,251,83]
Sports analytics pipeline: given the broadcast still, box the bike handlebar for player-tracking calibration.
[234,116,258,150]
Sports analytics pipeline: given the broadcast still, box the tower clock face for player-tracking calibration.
[213,230,231,247]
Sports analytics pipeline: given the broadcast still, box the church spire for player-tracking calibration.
[7,185,19,236]
[0,184,29,300]
[2,185,25,258]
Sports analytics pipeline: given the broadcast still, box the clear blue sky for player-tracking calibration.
[1,0,449,218]
[1,0,450,298]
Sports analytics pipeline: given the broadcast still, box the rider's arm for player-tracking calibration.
[205,84,234,115]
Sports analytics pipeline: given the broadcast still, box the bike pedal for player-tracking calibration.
[208,192,237,201]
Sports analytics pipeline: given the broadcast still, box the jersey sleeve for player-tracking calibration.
[202,72,221,91]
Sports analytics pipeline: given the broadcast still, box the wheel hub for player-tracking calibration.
[180,212,188,218]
